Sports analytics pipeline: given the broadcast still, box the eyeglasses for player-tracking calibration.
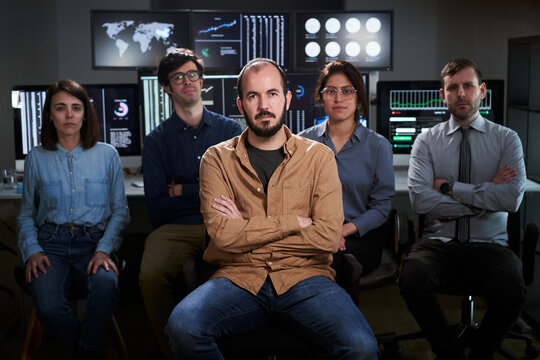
[321,86,357,100]
[169,70,201,85]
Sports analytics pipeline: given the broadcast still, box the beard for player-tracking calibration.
[243,103,286,137]
[448,95,481,122]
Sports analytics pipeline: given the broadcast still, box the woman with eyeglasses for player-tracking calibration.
[299,60,395,276]
[17,79,129,358]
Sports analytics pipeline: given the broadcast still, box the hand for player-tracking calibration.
[339,236,347,251]
[86,251,119,276]
[25,252,51,283]
[212,195,244,219]
[492,166,517,184]
[433,178,448,193]
[341,222,358,238]
[168,183,182,197]
[296,215,313,228]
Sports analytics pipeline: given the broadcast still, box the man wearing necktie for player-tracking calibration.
[401,59,526,360]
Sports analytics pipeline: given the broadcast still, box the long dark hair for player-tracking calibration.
[314,60,368,121]
[41,79,98,150]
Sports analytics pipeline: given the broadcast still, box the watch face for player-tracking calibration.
[440,182,450,194]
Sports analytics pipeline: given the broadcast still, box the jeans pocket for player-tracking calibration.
[85,227,104,243]
[37,224,56,244]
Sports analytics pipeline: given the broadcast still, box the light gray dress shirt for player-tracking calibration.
[408,115,526,246]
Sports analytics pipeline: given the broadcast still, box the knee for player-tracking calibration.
[89,269,119,298]
[399,259,434,295]
[341,328,379,360]
[166,301,207,349]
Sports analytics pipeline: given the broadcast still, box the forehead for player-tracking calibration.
[443,66,480,87]
[51,91,83,105]
[325,72,352,86]
[242,64,283,94]
[170,61,198,74]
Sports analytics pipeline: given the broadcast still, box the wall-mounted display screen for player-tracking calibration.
[91,10,190,68]
[12,84,141,159]
[193,11,289,72]
[295,11,392,71]
[140,72,243,136]
[376,80,504,154]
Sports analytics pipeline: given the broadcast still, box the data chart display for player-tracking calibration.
[193,11,289,72]
[376,80,504,154]
[295,11,392,71]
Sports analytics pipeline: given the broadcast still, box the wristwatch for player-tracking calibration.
[440,182,452,195]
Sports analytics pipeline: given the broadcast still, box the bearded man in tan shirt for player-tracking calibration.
[165,58,378,360]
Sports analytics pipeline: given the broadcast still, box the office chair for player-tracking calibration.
[14,257,129,360]
[381,212,540,360]
[181,252,362,359]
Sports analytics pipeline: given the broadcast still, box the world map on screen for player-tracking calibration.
[102,21,177,57]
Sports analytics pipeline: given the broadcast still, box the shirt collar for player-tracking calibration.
[172,106,213,131]
[319,121,365,144]
[56,142,83,158]
[237,125,296,159]
[448,114,486,135]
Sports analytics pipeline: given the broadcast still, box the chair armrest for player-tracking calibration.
[337,253,362,302]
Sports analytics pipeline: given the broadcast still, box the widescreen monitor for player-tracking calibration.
[286,73,369,134]
[12,84,141,161]
[192,11,289,72]
[376,80,505,156]
[91,10,190,68]
[139,72,243,136]
[294,11,392,71]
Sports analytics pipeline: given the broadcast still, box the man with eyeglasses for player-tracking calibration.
[139,48,242,359]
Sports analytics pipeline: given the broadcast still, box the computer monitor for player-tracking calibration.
[12,83,142,169]
[91,10,190,68]
[286,73,369,134]
[192,11,289,73]
[294,11,392,72]
[139,72,244,136]
[376,80,505,163]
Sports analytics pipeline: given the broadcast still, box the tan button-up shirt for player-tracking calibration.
[200,126,344,295]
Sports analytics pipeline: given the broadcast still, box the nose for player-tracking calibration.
[458,86,466,97]
[66,108,73,118]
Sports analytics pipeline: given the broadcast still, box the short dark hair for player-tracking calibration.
[157,48,204,86]
[41,79,98,150]
[237,58,287,100]
[314,60,368,120]
[440,58,483,87]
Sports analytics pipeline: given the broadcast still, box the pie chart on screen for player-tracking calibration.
[114,102,129,117]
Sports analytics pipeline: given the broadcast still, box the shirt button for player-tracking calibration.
[197,156,201,160]
[70,208,74,212]
[268,261,273,265]
[71,225,76,230]
[67,153,71,157]
[72,189,75,192]
[257,187,261,192]
[69,171,73,175]
[193,135,197,139]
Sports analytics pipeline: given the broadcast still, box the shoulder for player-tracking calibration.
[361,126,392,149]
[204,108,242,132]
[297,122,324,141]
[90,142,119,155]
[203,135,241,160]
[293,134,334,159]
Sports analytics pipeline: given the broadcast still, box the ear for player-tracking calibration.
[162,83,173,96]
[440,88,447,105]
[480,82,487,100]
[285,90,292,111]
[237,97,244,115]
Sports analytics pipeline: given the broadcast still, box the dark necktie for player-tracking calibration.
[456,127,471,243]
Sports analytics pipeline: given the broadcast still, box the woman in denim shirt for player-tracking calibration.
[299,60,395,276]
[17,79,130,357]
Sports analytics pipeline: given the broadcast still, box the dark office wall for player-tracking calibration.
[2,0,540,169]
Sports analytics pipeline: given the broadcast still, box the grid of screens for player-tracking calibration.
[12,84,141,159]
[286,73,368,134]
[139,73,243,136]
[295,11,392,71]
[376,80,505,154]
[92,10,392,72]
[193,12,289,72]
[92,10,190,68]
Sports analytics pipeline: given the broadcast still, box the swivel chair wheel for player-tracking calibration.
[525,343,540,359]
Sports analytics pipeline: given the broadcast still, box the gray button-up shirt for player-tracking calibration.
[408,116,526,246]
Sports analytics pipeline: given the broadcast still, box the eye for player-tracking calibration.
[174,74,184,81]
[343,88,354,95]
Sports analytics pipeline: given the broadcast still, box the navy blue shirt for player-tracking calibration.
[299,122,395,236]
[143,108,242,228]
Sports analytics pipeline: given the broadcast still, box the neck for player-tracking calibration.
[57,134,81,152]
[327,118,356,138]
[174,102,204,129]
[453,112,479,127]
[246,127,287,150]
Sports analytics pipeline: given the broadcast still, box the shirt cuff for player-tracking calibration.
[22,244,44,264]
[277,215,301,237]
[451,181,475,205]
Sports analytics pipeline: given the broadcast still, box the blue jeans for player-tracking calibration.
[166,275,378,359]
[29,223,119,350]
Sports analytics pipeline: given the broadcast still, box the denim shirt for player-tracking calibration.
[299,122,395,236]
[17,142,130,263]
